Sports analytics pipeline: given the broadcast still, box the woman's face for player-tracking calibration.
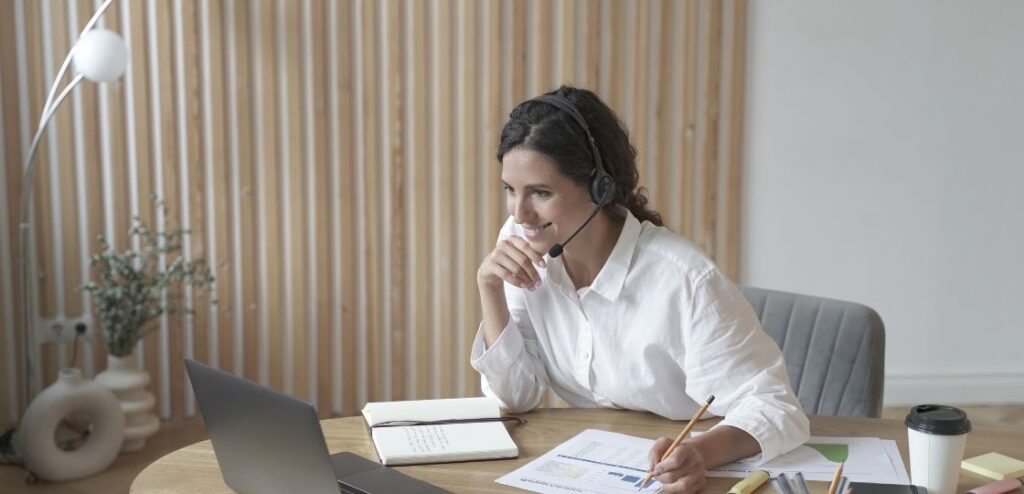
[501,147,593,253]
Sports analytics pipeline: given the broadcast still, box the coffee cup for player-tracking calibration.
[905,404,972,494]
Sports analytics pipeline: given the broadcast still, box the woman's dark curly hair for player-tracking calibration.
[496,85,663,226]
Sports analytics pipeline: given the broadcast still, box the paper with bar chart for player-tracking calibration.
[496,429,663,494]
[702,433,910,483]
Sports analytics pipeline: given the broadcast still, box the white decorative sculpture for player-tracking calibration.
[15,368,124,482]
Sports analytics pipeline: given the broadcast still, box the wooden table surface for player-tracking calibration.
[131,408,1024,493]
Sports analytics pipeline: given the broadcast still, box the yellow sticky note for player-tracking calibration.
[961,452,1024,480]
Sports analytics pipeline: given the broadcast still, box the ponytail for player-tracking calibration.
[620,186,663,226]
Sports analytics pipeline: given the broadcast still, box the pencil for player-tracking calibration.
[835,476,847,494]
[637,395,715,490]
[827,463,845,494]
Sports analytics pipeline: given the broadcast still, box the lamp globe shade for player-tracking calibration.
[73,29,128,82]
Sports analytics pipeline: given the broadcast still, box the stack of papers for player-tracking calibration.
[497,430,910,494]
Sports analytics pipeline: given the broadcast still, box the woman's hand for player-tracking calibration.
[477,236,546,291]
[647,439,706,493]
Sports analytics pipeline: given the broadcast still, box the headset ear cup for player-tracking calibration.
[590,173,616,205]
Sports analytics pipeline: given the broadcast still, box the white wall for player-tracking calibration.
[742,1,1024,405]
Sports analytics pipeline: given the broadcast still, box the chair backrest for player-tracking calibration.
[739,286,885,418]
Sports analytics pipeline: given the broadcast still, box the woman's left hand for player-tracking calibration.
[647,438,706,493]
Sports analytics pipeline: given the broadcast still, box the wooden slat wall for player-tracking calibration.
[0,0,749,427]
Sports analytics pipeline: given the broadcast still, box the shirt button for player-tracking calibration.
[581,350,590,359]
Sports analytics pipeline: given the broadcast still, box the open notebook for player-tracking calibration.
[361,397,520,466]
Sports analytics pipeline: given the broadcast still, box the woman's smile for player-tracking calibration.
[521,222,552,240]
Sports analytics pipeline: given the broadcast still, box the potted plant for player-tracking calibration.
[82,198,215,452]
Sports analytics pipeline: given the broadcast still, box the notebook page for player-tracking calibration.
[371,421,518,464]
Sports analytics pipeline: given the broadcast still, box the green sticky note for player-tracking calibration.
[806,443,850,463]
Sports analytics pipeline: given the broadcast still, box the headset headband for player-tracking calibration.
[528,95,608,180]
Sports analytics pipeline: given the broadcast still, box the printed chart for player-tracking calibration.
[703,434,909,483]
[497,429,662,493]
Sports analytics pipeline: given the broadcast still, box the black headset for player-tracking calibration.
[528,95,617,206]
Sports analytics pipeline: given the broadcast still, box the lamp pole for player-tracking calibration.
[17,0,125,414]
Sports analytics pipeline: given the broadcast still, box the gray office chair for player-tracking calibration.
[739,286,885,418]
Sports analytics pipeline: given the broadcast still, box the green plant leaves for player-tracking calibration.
[80,198,216,357]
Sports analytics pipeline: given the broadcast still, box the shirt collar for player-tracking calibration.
[548,208,642,302]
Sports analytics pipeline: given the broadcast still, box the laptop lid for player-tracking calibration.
[184,359,340,494]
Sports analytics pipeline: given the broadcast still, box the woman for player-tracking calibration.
[470,86,809,493]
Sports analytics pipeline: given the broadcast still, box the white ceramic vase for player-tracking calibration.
[94,354,160,453]
[15,368,125,482]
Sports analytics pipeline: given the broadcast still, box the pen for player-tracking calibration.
[728,470,770,494]
[638,395,715,490]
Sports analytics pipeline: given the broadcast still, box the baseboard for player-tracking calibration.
[884,371,1024,406]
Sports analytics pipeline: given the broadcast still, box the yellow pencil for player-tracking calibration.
[637,395,715,491]
[827,462,845,494]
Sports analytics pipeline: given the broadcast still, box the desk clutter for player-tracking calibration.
[768,469,926,494]
[495,430,915,494]
[128,400,1024,494]
[351,399,1024,494]
[700,434,910,484]
[962,452,1024,494]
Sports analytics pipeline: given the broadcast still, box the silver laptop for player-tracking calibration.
[184,359,450,494]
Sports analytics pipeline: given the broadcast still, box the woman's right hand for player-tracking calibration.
[477,236,547,291]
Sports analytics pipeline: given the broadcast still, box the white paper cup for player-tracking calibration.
[905,405,972,494]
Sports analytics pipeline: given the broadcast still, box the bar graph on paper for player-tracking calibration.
[700,434,910,484]
[497,429,663,493]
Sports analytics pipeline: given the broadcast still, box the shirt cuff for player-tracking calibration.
[711,416,770,465]
[712,407,810,465]
[470,319,525,376]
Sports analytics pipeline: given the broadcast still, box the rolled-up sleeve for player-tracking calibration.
[682,269,810,463]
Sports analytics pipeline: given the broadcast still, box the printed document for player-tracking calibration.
[699,433,910,483]
[496,429,663,493]
[497,430,910,493]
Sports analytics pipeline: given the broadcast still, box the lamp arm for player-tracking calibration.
[18,73,85,411]
[38,0,115,128]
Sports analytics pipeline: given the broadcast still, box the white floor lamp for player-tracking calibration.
[17,0,127,415]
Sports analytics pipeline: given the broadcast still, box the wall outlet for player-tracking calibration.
[34,313,93,344]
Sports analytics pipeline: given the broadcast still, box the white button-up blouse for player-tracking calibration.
[470,210,810,463]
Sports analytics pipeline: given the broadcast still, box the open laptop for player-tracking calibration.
[184,359,450,494]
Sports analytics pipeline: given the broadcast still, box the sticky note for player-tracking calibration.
[961,452,1024,480]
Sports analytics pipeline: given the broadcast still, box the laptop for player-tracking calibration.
[184,359,450,494]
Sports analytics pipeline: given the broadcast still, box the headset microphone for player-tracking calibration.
[547,202,603,258]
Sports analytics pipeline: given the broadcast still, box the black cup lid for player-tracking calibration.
[905,404,972,435]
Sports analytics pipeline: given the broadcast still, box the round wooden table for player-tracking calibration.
[132,408,1024,493]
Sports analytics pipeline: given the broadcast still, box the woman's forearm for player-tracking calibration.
[479,282,510,347]
[686,425,760,469]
